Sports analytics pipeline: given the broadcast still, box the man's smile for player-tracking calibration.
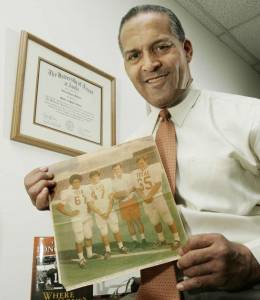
[144,72,169,85]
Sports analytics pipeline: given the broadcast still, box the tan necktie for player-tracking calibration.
[155,109,177,194]
[135,109,181,300]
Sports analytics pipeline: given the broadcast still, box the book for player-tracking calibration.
[49,136,187,290]
[31,236,93,299]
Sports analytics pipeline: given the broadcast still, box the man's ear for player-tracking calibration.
[183,39,193,63]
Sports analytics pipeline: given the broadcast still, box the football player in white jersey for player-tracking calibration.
[53,174,99,268]
[112,163,146,248]
[88,170,127,259]
[132,156,180,247]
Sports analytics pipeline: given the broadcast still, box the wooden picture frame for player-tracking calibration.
[11,31,116,156]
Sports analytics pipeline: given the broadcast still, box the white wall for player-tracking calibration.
[0,0,259,299]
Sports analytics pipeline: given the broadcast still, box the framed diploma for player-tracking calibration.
[11,31,116,156]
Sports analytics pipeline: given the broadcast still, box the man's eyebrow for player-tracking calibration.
[123,49,139,56]
[152,38,173,45]
[123,38,173,54]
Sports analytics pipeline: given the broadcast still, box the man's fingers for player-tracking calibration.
[28,180,55,203]
[177,274,218,291]
[176,234,255,291]
[180,233,223,254]
[35,187,50,210]
[24,168,54,190]
[177,247,212,270]
[181,261,215,277]
[25,167,48,180]
[39,166,48,172]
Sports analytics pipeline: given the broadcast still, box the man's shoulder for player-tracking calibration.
[201,89,260,106]
[60,188,71,197]
[198,89,260,124]
[81,184,90,194]
[122,173,131,180]
[102,178,112,187]
[148,162,161,173]
[131,168,139,176]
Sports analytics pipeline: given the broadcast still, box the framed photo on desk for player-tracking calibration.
[11,31,116,156]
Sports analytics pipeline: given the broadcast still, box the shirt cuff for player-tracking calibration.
[245,239,260,264]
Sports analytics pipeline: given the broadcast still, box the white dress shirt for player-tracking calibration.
[134,88,260,263]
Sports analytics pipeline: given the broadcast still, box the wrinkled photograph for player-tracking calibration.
[49,136,187,290]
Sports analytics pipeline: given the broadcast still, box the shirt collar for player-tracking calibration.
[150,87,201,127]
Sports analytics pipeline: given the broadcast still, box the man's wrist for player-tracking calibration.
[243,244,260,286]
[249,250,260,285]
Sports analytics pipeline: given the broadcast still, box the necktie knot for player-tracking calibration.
[159,108,171,122]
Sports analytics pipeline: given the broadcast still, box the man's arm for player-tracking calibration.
[54,203,79,217]
[113,185,135,200]
[88,201,105,218]
[176,233,260,292]
[135,182,161,203]
[144,181,161,202]
[113,190,129,200]
[135,187,146,200]
[104,193,115,218]
[177,105,260,292]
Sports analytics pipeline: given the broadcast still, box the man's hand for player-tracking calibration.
[144,196,153,204]
[69,210,80,217]
[24,167,56,210]
[101,212,108,219]
[114,190,128,201]
[176,233,260,292]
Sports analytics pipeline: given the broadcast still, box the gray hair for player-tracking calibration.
[118,4,186,51]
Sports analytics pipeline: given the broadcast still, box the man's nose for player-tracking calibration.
[141,53,161,72]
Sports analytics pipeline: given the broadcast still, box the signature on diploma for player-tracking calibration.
[42,113,61,129]
[65,120,75,132]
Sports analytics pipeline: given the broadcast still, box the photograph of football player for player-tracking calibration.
[36,256,58,291]
[36,270,48,292]
[53,174,99,268]
[132,156,180,248]
[45,260,63,289]
[111,163,146,248]
[88,170,128,259]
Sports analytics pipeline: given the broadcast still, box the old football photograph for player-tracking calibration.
[49,136,187,290]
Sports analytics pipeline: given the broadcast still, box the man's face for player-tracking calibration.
[137,158,147,170]
[91,174,100,185]
[71,179,81,189]
[113,165,122,177]
[120,12,193,108]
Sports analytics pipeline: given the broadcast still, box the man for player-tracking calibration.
[46,260,63,289]
[133,156,180,248]
[112,163,146,248]
[24,4,260,299]
[118,4,260,298]
[88,170,127,258]
[37,270,48,291]
[53,174,99,268]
